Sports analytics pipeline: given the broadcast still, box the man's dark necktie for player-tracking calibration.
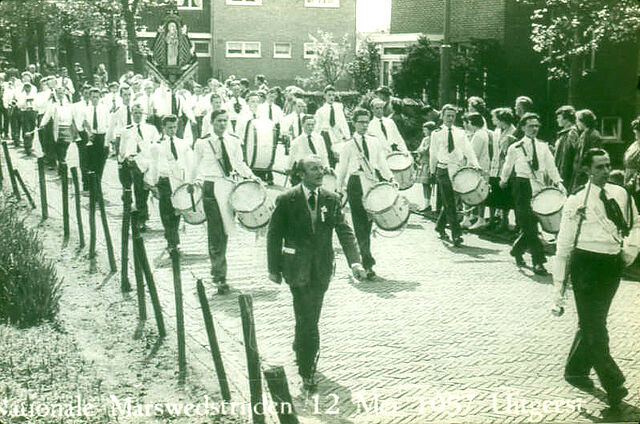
[329,104,335,127]
[297,114,302,137]
[308,191,316,210]
[488,134,494,160]
[126,106,131,125]
[307,134,317,154]
[234,97,241,114]
[531,138,539,170]
[380,118,388,139]
[170,136,178,160]
[600,189,629,237]
[268,104,273,121]
[136,124,142,153]
[171,93,178,115]
[219,136,232,176]
[92,106,98,131]
[361,136,370,160]
[447,128,454,153]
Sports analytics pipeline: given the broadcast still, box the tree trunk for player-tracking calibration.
[11,32,25,69]
[61,34,76,84]
[106,15,119,81]
[122,4,144,74]
[567,53,581,105]
[83,31,94,80]
[36,21,46,69]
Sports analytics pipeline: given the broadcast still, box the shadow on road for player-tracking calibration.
[293,371,355,424]
[348,276,420,299]
[578,387,640,422]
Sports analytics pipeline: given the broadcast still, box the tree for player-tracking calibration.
[519,0,640,103]
[391,36,440,101]
[297,31,352,90]
[348,39,381,93]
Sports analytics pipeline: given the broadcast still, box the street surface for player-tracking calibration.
[8,144,640,424]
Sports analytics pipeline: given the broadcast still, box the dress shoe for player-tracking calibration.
[564,374,594,391]
[216,279,230,295]
[551,305,564,317]
[365,268,376,280]
[436,228,449,241]
[607,385,628,408]
[533,264,549,276]
[138,223,148,233]
[509,248,526,267]
[302,375,317,392]
[452,236,464,247]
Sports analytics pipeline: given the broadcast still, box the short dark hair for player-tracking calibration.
[576,109,597,130]
[210,109,227,123]
[518,112,541,128]
[463,112,484,128]
[240,78,250,87]
[301,114,315,124]
[352,108,371,122]
[555,105,576,124]
[582,148,608,168]
[441,104,458,115]
[162,115,178,125]
[491,107,515,125]
[632,116,640,131]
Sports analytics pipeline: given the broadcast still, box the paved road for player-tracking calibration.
[8,144,640,424]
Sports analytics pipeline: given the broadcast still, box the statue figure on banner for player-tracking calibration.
[166,22,179,66]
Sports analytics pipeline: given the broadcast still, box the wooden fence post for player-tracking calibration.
[61,164,70,245]
[129,210,147,325]
[120,187,133,293]
[1,141,20,198]
[13,169,36,209]
[95,181,117,273]
[264,366,299,424]
[37,158,48,219]
[170,248,187,384]
[88,172,97,274]
[239,294,265,424]
[70,167,84,248]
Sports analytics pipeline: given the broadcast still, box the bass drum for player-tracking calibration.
[363,182,410,232]
[245,118,277,170]
[171,183,206,225]
[229,180,274,230]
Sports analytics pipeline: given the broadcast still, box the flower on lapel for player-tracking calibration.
[320,205,328,223]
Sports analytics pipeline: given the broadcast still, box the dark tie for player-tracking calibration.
[234,97,241,114]
[488,134,494,160]
[530,138,539,170]
[136,125,142,153]
[171,93,178,115]
[329,104,335,127]
[297,114,302,137]
[126,106,131,125]
[268,104,273,121]
[219,136,232,176]
[92,106,98,131]
[170,136,178,160]
[600,189,629,236]
[307,134,317,154]
[361,136,370,160]
[447,128,454,153]
[308,191,316,210]
[380,118,388,139]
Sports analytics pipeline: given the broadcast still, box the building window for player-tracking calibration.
[177,0,203,10]
[44,47,57,65]
[273,43,292,59]
[303,42,338,59]
[305,0,339,7]
[601,117,622,142]
[226,0,262,5]
[226,41,261,58]
[192,41,211,57]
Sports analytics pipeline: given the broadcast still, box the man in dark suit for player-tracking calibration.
[268,156,367,391]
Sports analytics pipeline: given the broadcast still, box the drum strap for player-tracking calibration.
[320,131,337,168]
[517,144,544,188]
[352,137,378,182]
[207,137,231,177]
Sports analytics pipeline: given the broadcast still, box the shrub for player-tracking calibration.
[0,197,61,328]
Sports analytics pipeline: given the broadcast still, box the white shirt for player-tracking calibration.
[367,116,407,153]
[119,122,160,171]
[257,102,284,124]
[193,133,255,183]
[315,102,350,141]
[15,84,37,109]
[429,125,479,178]
[489,125,516,177]
[224,97,248,122]
[469,128,491,173]
[155,135,193,181]
[288,132,331,170]
[72,99,91,130]
[83,103,111,134]
[281,112,305,139]
[335,133,394,191]
[500,137,562,192]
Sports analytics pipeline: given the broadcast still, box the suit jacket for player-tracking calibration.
[267,184,361,289]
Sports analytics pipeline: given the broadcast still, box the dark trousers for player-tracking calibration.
[87,133,107,183]
[10,107,21,145]
[511,177,545,264]
[0,104,8,137]
[290,283,327,378]
[202,181,228,282]
[20,109,37,152]
[55,140,70,172]
[347,175,375,269]
[76,131,90,189]
[157,177,181,248]
[435,168,462,239]
[40,119,57,166]
[565,250,625,393]
[118,162,150,222]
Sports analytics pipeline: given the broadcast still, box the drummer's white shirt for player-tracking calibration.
[156,135,193,181]
[192,134,255,183]
[429,125,479,178]
[499,137,562,192]
[119,122,160,171]
[335,133,394,191]
[289,132,330,170]
[367,116,407,153]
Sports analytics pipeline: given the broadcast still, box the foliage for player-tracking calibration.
[0,198,61,328]
[518,0,640,81]
[391,36,440,100]
[297,31,352,90]
[348,40,381,93]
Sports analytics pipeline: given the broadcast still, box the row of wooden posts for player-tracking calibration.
[0,142,300,424]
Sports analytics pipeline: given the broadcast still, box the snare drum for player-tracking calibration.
[531,187,566,233]
[171,183,206,225]
[245,119,277,170]
[386,152,416,190]
[363,182,410,231]
[452,167,489,206]
[229,180,274,230]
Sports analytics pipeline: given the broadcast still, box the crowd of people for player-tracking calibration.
[0,61,637,405]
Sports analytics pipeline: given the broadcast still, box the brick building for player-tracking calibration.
[371,0,639,149]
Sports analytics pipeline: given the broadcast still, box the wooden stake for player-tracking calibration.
[130,210,147,323]
[2,141,20,198]
[196,279,231,401]
[37,158,48,219]
[238,294,265,424]
[88,171,97,273]
[61,164,70,244]
[96,181,117,273]
[70,167,84,248]
[131,210,166,338]
[170,247,187,384]
[264,366,298,424]
[13,169,36,209]
[120,187,133,293]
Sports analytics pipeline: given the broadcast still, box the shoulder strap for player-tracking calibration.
[572,183,592,249]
